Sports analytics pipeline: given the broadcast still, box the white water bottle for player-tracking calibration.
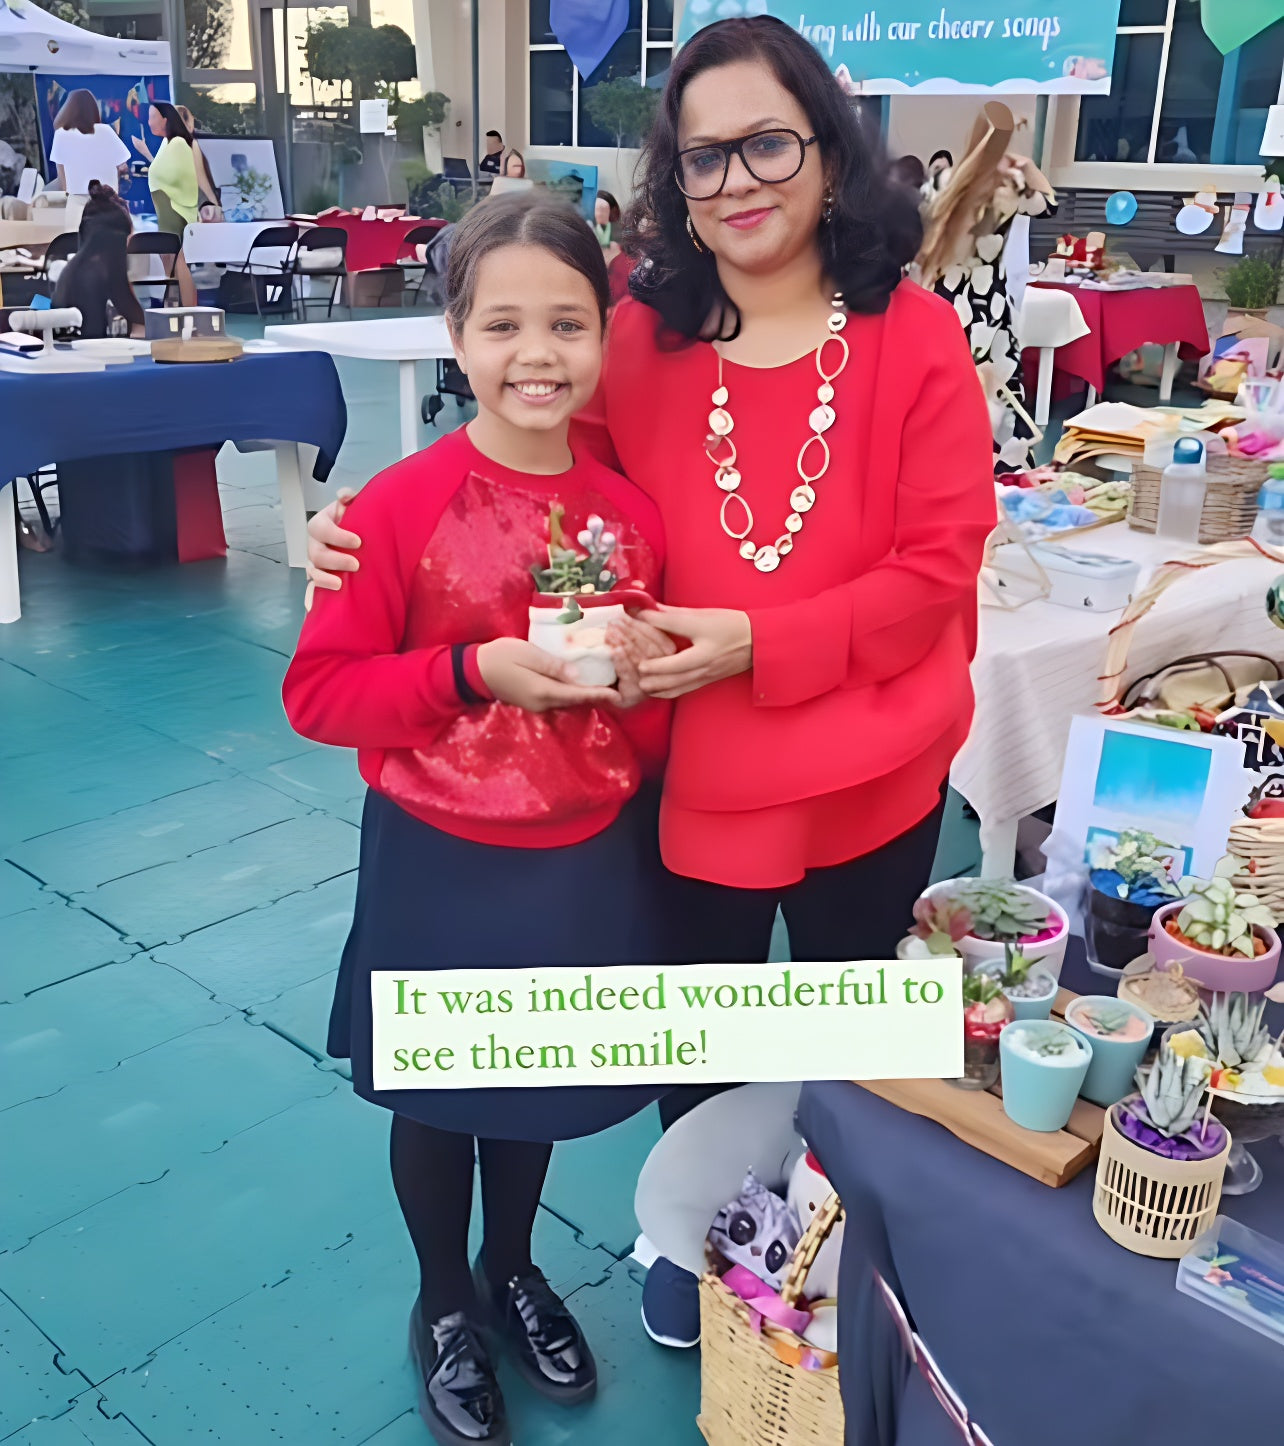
[1155,437,1207,544]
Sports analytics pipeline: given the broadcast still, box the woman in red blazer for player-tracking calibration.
[305,15,994,1340]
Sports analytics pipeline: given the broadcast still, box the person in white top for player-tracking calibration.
[50,90,130,207]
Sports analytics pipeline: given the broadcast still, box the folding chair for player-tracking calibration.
[400,223,443,305]
[226,223,300,316]
[292,226,348,319]
[38,232,78,281]
[126,231,180,308]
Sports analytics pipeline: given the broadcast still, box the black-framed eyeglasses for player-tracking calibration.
[674,128,817,200]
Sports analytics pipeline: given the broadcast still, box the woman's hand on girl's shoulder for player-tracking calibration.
[306,489,362,590]
[477,638,621,714]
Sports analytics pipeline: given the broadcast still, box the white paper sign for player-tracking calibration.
[359,99,390,134]
[371,961,963,1090]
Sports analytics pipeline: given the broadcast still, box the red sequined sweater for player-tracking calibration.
[282,428,669,849]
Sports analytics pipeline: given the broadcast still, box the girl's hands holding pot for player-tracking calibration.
[476,638,620,714]
[628,606,753,700]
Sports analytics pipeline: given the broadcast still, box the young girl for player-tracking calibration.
[282,195,678,1446]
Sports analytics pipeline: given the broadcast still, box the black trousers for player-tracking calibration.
[658,793,945,1132]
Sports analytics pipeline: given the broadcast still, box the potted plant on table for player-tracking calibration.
[1086,829,1182,972]
[923,877,1069,975]
[957,970,1013,1091]
[999,1020,1092,1132]
[1093,1041,1231,1258]
[896,895,970,960]
[987,943,1058,1021]
[1149,856,1280,993]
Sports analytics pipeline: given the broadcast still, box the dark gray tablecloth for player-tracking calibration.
[798,943,1284,1445]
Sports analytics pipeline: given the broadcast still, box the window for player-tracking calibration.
[1075,0,1284,167]
[529,0,674,147]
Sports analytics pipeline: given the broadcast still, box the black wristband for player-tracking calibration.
[451,643,486,706]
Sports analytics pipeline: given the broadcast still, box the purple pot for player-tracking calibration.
[1148,902,1280,993]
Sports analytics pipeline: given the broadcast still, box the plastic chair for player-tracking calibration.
[227,223,300,316]
[400,223,443,305]
[127,231,180,308]
[291,226,348,319]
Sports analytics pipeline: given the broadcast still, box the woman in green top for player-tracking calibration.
[146,102,199,306]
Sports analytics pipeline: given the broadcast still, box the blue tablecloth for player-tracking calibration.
[0,350,346,485]
[799,942,1284,1446]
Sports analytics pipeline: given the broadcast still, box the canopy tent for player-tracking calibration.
[0,0,169,75]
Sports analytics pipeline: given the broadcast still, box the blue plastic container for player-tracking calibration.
[999,1022,1093,1132]
[1066,995,1155,1106]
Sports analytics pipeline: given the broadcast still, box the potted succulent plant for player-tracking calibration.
[1064,995,1154,1106]
[526,506,649,686]
[1093,1041,1231,1258]
[1149,856,1280,994]
[1086,829,1182,972]
[924,877,1069,976]
[999,1020,1092,1132]
[987,943,1058,1021]
[956,970,1013,1091]
[896,895,970,960]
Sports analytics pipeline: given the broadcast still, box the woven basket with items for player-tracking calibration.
[1126,454,1267,544]
[697,1191,843,1446]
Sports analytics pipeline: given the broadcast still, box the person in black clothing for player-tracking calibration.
[53,182,144,339]
[479,129,503,175]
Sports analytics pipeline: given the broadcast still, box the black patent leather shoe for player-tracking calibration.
[472,1260,597,1404]
[408,1297,510,1446]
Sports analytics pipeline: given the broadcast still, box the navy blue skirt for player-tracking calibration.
[329,785,690,1141]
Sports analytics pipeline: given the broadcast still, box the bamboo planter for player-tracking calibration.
[698,1194,844,1446]
[1092,1105,1231,1258]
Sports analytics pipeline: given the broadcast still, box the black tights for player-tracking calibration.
[390,1114,553,1322]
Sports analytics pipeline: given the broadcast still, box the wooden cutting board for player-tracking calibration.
[854,989,1106,1188]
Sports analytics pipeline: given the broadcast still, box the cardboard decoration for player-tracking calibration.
[1176,191,1218,235]
[1215,193,1253,255]
[1255,179,1284,232]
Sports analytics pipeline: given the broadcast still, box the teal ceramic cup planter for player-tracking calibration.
[999,1021,1093,1132]
[1065,995,1155,1107]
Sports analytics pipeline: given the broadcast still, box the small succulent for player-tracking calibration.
[1175,856,1276,958]
[946,879,1051,943]
[1133,1042,1212,1139]
[531,506,619,598]
[1088,829,1181,903]
[1074,1001,1139,1037]
[962,971,1004,1006]
[1198,991,1271,1068]
[910,895,972,956]
[999,943,1032,988]
[1021,1027,1082,1060]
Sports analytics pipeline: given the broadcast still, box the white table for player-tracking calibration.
[182,221,293,269]
[265,316,455,459]
[952,521,1284,875]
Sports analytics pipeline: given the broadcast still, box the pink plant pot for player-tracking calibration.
[1148,901,1280,994]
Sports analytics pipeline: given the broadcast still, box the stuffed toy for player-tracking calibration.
[708,1170,801,1291]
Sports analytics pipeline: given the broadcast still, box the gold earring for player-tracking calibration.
[686,214,705,252]
[821,189,834,224]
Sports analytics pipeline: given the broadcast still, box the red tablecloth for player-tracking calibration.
[1023,280,1210,394]
[313,213,443,273]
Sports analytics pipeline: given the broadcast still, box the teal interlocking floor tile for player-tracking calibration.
[10,778,305,895]
[541,1109,659,1257]
[90,1208,611,1445]
[153,873,356,1010]
[0,1092,393,1384]
[253,749,365,817]
[0,863,47,920]
[0,1016,336,1250]
[0,1290,91,1438]
[0,958,231,1110]
[246,972,347,1075]
[76,816,358,948]
[2,902,137,1004]
[2,1393,153,1445]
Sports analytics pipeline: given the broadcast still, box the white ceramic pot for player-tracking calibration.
[527,600,624,687]
[923,880,1070,980]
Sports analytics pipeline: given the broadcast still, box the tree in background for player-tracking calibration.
[582,75,660,150]
[183,0,232,73]
[303,17,417,106]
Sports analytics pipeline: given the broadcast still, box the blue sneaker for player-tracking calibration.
[641,1256,700,1348]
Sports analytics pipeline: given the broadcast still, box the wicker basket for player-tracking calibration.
[1093,1105,1231,1258]
[1228,817,1284,924]
[1126,455,1267,544]
[697,1193,844,1446]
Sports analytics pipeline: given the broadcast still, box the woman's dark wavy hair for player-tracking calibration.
[622,16,921,340]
